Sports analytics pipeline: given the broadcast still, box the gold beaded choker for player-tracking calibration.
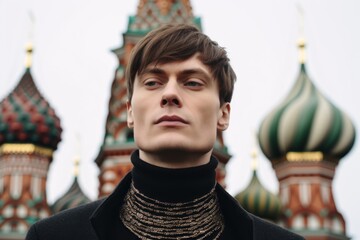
[120,182,224,240]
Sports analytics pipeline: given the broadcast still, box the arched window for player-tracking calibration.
[320,185,330,204]
[308,214,320,230]
[332,216,344,233]
[0,176,3,194]
[299,183,311,207]
[103,170,117,181]
[31,176,41,199]
[10,174,22,199]
[281,185,289,206]
[292,214,305,229]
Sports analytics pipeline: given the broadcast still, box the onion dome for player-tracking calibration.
[0,43,62,150]
[51,177,91,213]
[235,149,282,221]
[258,38,356,161]
[52,155,91,213]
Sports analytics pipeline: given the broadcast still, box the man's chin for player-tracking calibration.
[142,145,193,154]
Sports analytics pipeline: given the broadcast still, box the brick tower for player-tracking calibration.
[0,43,62,239]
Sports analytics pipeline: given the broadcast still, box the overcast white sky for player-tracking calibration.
[1,0,359,238]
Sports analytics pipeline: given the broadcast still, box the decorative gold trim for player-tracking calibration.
[286,151,323,162]
[73,156,80,177]
[250,131,259,170]
[0,144,53,157]
[250,148,258,170]
[298,38,306,64]
[25,42,33,68]
[73,134,81,177]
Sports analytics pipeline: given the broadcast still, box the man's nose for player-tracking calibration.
[161,81,182,107]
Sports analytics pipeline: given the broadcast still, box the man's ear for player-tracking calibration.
[127,101,134,128]
[217,102,230,131]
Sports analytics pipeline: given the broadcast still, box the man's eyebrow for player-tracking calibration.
[139,67,165,76]
[138,67,212,81]
[178,69,212,81]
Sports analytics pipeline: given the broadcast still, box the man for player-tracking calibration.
[26,24,304,239]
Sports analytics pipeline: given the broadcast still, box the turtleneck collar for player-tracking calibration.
[131,150,218,203]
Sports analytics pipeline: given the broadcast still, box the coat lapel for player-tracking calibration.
[216,184,254,240]
[90,173,132,240]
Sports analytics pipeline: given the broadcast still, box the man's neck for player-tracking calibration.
[138,149,212,168]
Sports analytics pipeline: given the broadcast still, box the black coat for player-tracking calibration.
[26,173,304,240]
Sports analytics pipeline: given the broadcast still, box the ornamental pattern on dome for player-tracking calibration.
[235,170,281,221]
[52,177,91,213]
[127,0,201,35]
[0,69,62,150]
[258,63,355,161]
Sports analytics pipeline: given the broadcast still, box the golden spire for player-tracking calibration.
[73,134,81,177]
[251,131,259,171]
[297,4,306,64]
[25,12,35,69]
[250,147,259,171]
[74,156,80,177]
[25,42,33,69]
[298,38,306,64]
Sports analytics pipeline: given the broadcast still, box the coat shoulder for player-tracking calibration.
[26,199,104,240]
[252,215,305,240]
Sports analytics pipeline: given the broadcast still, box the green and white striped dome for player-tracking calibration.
[258,41,355,161]
[235,170,282,221]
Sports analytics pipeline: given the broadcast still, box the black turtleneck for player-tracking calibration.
[118,150,232,239]
[131,150,217,203]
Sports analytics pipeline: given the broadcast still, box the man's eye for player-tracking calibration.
[185,81,202,87]
[145,81,160,87]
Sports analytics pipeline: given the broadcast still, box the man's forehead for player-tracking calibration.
[139,52,199,69]
[137,54,212,77]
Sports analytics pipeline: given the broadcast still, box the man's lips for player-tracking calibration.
[155,115,188,124]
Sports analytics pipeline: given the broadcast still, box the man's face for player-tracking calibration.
[127,54,230,157]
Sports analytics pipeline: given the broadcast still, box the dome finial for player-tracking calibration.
[73,134,81,177]
[251,131,259,171]
[25,42,33,69]
[52,133,91,214]
[297,4,306,64]
[25,12,35,69]
[235,131,282,221]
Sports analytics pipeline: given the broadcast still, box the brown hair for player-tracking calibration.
[126,24,236,104]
